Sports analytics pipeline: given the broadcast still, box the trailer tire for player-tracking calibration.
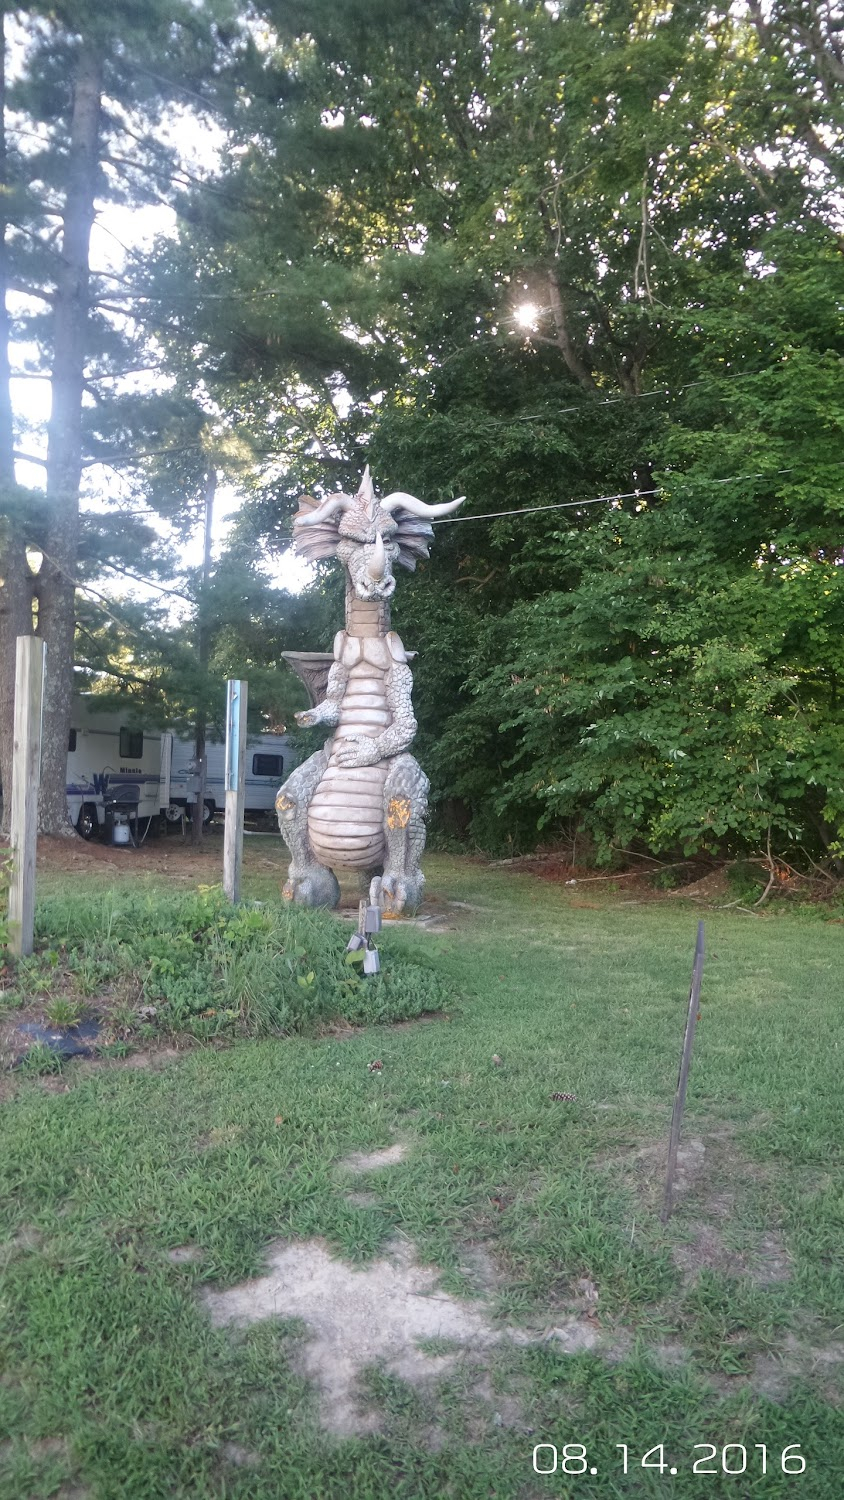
[76,802,98,841]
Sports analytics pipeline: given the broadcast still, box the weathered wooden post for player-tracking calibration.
[8,636,46,957]
[223,678,248,903]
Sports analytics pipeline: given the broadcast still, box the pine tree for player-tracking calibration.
[0,0,241,834]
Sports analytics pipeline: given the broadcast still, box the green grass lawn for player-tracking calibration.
[1,845,843,1498]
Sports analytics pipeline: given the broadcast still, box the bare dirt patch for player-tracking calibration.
[167,1245,203,1265]
[32,832,227,882]
[220,1442,260,1467]
[605,1125,793,1291]
[202,1235,503,1435]
[339,1142,408,1173]
[752,1331,844,1403]
[201,1234,604,1437]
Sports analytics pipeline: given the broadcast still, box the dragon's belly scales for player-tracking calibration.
[308,657,389,869]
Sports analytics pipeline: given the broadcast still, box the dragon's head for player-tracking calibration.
[292,467,464,601]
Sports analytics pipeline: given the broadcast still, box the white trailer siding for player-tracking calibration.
[66,697,167,832]
[0,693,293,833]
[167,732,293,817]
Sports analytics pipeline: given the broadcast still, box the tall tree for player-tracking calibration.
[0,8,35,835]
[36,35,103,833]
[0,1,241,834]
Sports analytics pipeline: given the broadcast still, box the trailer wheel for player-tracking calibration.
[185,798,215,825]
[164,803,185,824]
[76,802,98,841]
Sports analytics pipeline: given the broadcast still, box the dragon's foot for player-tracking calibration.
[382,869,425,917]
[282,863,340,909]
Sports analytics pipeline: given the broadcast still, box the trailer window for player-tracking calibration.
[68,729,77,753]
[252,753,283,777]
[119,728,143,758]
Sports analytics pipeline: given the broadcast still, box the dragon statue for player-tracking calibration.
[275,467,464,914]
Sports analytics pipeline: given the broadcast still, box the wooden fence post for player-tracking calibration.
[8,636,46,957]
[223,679,248,903]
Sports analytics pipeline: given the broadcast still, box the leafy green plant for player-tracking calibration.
[43,996,83,1028]
[32,885,456,1037]
[725,861,767,905]
[17,1042,62,1077]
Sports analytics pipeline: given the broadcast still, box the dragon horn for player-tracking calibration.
[367,530,387,580]
[296,492,354,527]
[357,465,376,516]
[379,491,466,518]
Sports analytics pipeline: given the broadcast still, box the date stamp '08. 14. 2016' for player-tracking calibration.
[532,1443,807,1480]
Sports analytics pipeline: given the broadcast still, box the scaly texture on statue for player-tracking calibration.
[276,467,463,913]
[382,753,429,913]
[275,742,340,909]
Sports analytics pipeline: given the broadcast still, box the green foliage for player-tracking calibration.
[143,0,843,865]
[32,885,455,1035]
[43,996,84,1028]
[16,1042,62,1078]
[725,862,767,906]
[9,0,840,861]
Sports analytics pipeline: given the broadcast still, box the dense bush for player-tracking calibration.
[29,885,454,1036]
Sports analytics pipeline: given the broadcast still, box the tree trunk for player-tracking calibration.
[0,11,32,836]
[545,271,597,392]
[38,40,103,835]
[191,469,216,846]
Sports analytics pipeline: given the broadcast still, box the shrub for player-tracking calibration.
[32,885,455,1036]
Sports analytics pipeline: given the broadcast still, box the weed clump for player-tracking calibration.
[29,885,454,1037]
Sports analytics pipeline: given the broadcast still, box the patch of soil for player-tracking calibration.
[320,1010,449,1041]
[201,1234,606,1437]
[606,1124,793,1290]
[166,1245,203,1265]
[202,1235,503,1435]
[33,831,230,882]
[344,1191,381,1209]
[669,868,732,902]
[26,1437,70,1460]
[220,1442,260,1468]
[2,1225,44,1258]
[752,1330,844,1403]
[339,1142,408,1174]
[107,1045,186,1071]
[458,1244,504,1294]
[0,991,189,1092]
[672,1223,747,1281]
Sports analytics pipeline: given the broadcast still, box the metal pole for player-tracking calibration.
[661,920,705,1223]
[223,678,248,903]
[8,636,45,956]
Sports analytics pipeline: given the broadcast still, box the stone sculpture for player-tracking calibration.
[275,467,463,913]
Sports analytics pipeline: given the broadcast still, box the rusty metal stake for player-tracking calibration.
[661,920,705,1223]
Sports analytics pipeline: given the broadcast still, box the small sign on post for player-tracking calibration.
[223,678,248,903]
[9,636,46,957]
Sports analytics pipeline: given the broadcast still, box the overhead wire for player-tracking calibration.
[260,456,844,541]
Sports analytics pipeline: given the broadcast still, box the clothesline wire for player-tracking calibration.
[49,454,843,626]
[265,457,844,537]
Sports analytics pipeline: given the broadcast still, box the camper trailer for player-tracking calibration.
[61,696,295,835]
[0,695,296,837]
[165,730,292,825]
[66,695,170,839]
